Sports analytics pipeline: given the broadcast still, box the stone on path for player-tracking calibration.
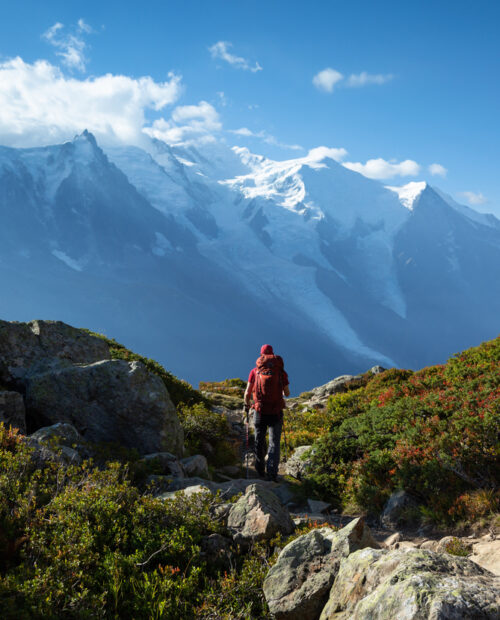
[263,517,379,620]
[228,483,295,544]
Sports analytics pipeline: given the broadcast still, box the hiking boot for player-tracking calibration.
[266,473,278,482]
[257,470,266,479]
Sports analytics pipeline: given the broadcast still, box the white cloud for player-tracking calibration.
[346,72,393,87]
[42,19,93,72]
[0,57,182,147]
[229,127,302,151]
[312,68,344,93]
[313,68,394,93]
[216,91,228,107]
[145,101,221,144]
[459,191,488,206]
[343,158,421,180]
[307,146,348,162]
[209,41,262,72]
[428,163,447,177]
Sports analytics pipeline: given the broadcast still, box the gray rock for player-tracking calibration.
[0,320,110,384]
[307,499,331,514]
[142,452,184,478]
[30,422,83,446]
[381,489,418,528]
[210,502,232,525]
[0,390,26,433]
[161,476,218,493]
[369,365,386,375]
[228,483,295,544]
[320,547,500,619]
[310,375,362,401]
[201,533,233,559]
[24,437,81,467]
[181,454,209,479]
[285,445,314,480]
[217,465,241,477]
[383,531,402,548]
[25,359,183,455]
[263,517,379,620]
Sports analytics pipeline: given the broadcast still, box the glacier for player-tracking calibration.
[0,131,499,392]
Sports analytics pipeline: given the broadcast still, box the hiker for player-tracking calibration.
[244,344,290,481]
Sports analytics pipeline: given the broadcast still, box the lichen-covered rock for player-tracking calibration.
[181,454,209,479]
[381,489,418,528]
[285,446,314,480]
[30,422,83,446]
[0,320,110,384]
[25,359,183,455]
[0,390,26,433]
[228,483,294,544]
[263,517,379,620]
[320,547,500,619]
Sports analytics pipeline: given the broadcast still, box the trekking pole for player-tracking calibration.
[244,404,250,479]
[282,417,288,463]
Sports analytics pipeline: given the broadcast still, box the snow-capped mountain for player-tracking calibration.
[0,131,498,391]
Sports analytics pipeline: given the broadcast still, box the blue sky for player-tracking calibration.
[0,0,499,214]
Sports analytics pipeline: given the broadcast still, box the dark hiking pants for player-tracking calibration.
[254,412,282,476]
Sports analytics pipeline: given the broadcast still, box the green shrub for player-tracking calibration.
[178,403,238,467]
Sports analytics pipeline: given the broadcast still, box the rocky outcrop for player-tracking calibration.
[320,547,500,619]
[285,445,314,480]
[25,359,183,456]
[227,483,295,544]
[0,390,26,433]
[0,320,110,385]
[263,517,379,620]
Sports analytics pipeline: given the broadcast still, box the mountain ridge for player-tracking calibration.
[0,131,499,391]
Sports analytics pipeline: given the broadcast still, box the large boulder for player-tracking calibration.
[0,390,26,433]
[263,517,379,620]
[285,445,314,480]
[0,320,110,384]
[227,483,295,544]
[320,547,500,619]
[25,359,183,456]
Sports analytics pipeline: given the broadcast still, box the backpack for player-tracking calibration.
[253,354,285,415]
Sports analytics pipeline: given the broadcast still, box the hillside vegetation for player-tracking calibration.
[0,333,498,617]
[287,336,499,526]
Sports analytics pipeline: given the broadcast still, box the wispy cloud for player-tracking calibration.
[229,127,302,151]
[459,191,488,206]
[145,101,221,144]
[0,57,182,147]
[209,41,262,72]
[313,67,393,93]
[428,163,447,177]
[42,19,93,72]
[343,158,420,180]
[346,72,393,87]
[312,68,343,93]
